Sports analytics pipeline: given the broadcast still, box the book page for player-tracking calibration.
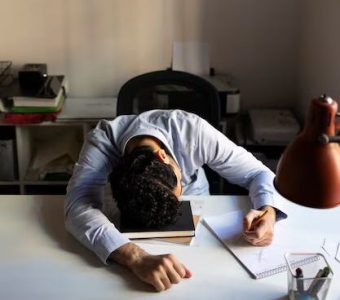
[204,210,322,279]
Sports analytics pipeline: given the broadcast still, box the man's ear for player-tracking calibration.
[154,149,170,164]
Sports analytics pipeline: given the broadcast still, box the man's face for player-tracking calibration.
[154,149,183,198]
[168,157,183,198]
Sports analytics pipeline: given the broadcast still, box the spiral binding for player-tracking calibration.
[256,255,320,279]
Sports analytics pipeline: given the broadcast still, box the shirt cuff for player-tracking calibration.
[252,193,288,221]
[94,230,131,265]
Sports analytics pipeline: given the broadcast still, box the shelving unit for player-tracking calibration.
[0,121,94,194]
[0,97,117,195]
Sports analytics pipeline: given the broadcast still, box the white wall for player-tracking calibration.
[297,0,340,119]
[0,0,299,110]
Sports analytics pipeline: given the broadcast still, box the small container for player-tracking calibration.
[285,253,333,300]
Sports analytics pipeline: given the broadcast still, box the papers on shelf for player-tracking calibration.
[58,97,117,121]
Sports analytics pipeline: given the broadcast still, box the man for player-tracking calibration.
[65,109,286,292]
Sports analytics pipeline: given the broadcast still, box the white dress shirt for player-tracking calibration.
[65,110,286,264]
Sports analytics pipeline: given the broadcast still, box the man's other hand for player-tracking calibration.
[242,206,276,246]
[109,243,192,292]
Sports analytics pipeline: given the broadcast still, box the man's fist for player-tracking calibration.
[110,243,192,292]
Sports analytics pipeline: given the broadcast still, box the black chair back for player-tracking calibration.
[117,70,221,129]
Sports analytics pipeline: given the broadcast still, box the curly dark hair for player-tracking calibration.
[109,146,180,228]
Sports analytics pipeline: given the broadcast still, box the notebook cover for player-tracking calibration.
[120,201,195,239]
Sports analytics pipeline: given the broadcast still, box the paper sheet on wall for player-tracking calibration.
[172,41,210,75]
[322,239,340,263]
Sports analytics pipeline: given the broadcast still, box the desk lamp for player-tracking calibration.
[275,94,340,208]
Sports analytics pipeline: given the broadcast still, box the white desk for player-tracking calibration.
[0,195,339,300]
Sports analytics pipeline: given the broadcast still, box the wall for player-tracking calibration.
[0,0,299,110]
[297,0,340,119]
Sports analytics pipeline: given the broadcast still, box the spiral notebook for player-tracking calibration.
[204,210,320,279]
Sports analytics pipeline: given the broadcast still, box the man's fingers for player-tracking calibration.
[172,261,186,278]
[243,210,261,231]
[160,276,172,290]
[251,236,273,246]
[172,261,192,279]
[129,252,191,292]
[166,268,182,284]
[243,225,273,246]
[244,235,271,246]
[152,278,165,292]
[254,238,272,246]
[166,254,192,279]
[244,222,267,238]
[183,265,192,278]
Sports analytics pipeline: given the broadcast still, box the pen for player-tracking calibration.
[250,209,269,230]
[296,267,304,294]
[307,266,330,296]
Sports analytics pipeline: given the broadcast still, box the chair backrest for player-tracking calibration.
[117,70,221,128]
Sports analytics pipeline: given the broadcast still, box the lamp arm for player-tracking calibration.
[319,110,340,143]
[318,134,340,144]
[336,113,340,130]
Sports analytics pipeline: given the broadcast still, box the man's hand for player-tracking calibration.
[242,206,276,246]
[109,243,192,292]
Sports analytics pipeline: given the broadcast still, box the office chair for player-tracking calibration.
[116,69,222,193]
[117,69,221,129]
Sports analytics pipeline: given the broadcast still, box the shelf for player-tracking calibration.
[24,184,67,195]
[0,120,93,195]
[0,185,20,195]
[0,181,20,185]
[22,181,69,185]
[0,98,116,195]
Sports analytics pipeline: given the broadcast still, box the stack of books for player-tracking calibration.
[119,201,196,240]
[0,75,67,113]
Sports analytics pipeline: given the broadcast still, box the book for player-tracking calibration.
[155,215,200,245]
[13,76,67,107]
[2,75,67,107]
[204,210,320,279]
[9,92,66,113]
[120,201,195,239]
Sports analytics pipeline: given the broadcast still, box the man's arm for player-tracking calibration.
[196,119,287,245]
[109,243,192,292]
[64,123,130,263]
[65,121,191,291]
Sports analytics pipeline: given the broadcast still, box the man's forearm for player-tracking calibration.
[108,242,192,292]
[108,242,148,269]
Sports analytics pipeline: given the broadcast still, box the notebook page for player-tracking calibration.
[204,210,321,279]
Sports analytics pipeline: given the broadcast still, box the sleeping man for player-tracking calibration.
[65,109,286,292]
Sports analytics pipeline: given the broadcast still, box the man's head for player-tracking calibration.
[110,145,182,228]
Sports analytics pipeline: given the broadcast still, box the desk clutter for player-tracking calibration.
[0,62,68,124]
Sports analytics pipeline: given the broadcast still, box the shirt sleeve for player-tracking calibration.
[197,118,287,220]
[64,122,130,264]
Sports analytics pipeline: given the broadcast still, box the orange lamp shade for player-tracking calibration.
[275,96,340,208]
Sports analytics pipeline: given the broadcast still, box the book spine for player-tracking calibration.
[10,94,65,113]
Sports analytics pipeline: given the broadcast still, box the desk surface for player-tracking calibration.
[0,195,339,300]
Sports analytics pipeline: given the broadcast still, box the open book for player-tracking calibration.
[204,210,320,279]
